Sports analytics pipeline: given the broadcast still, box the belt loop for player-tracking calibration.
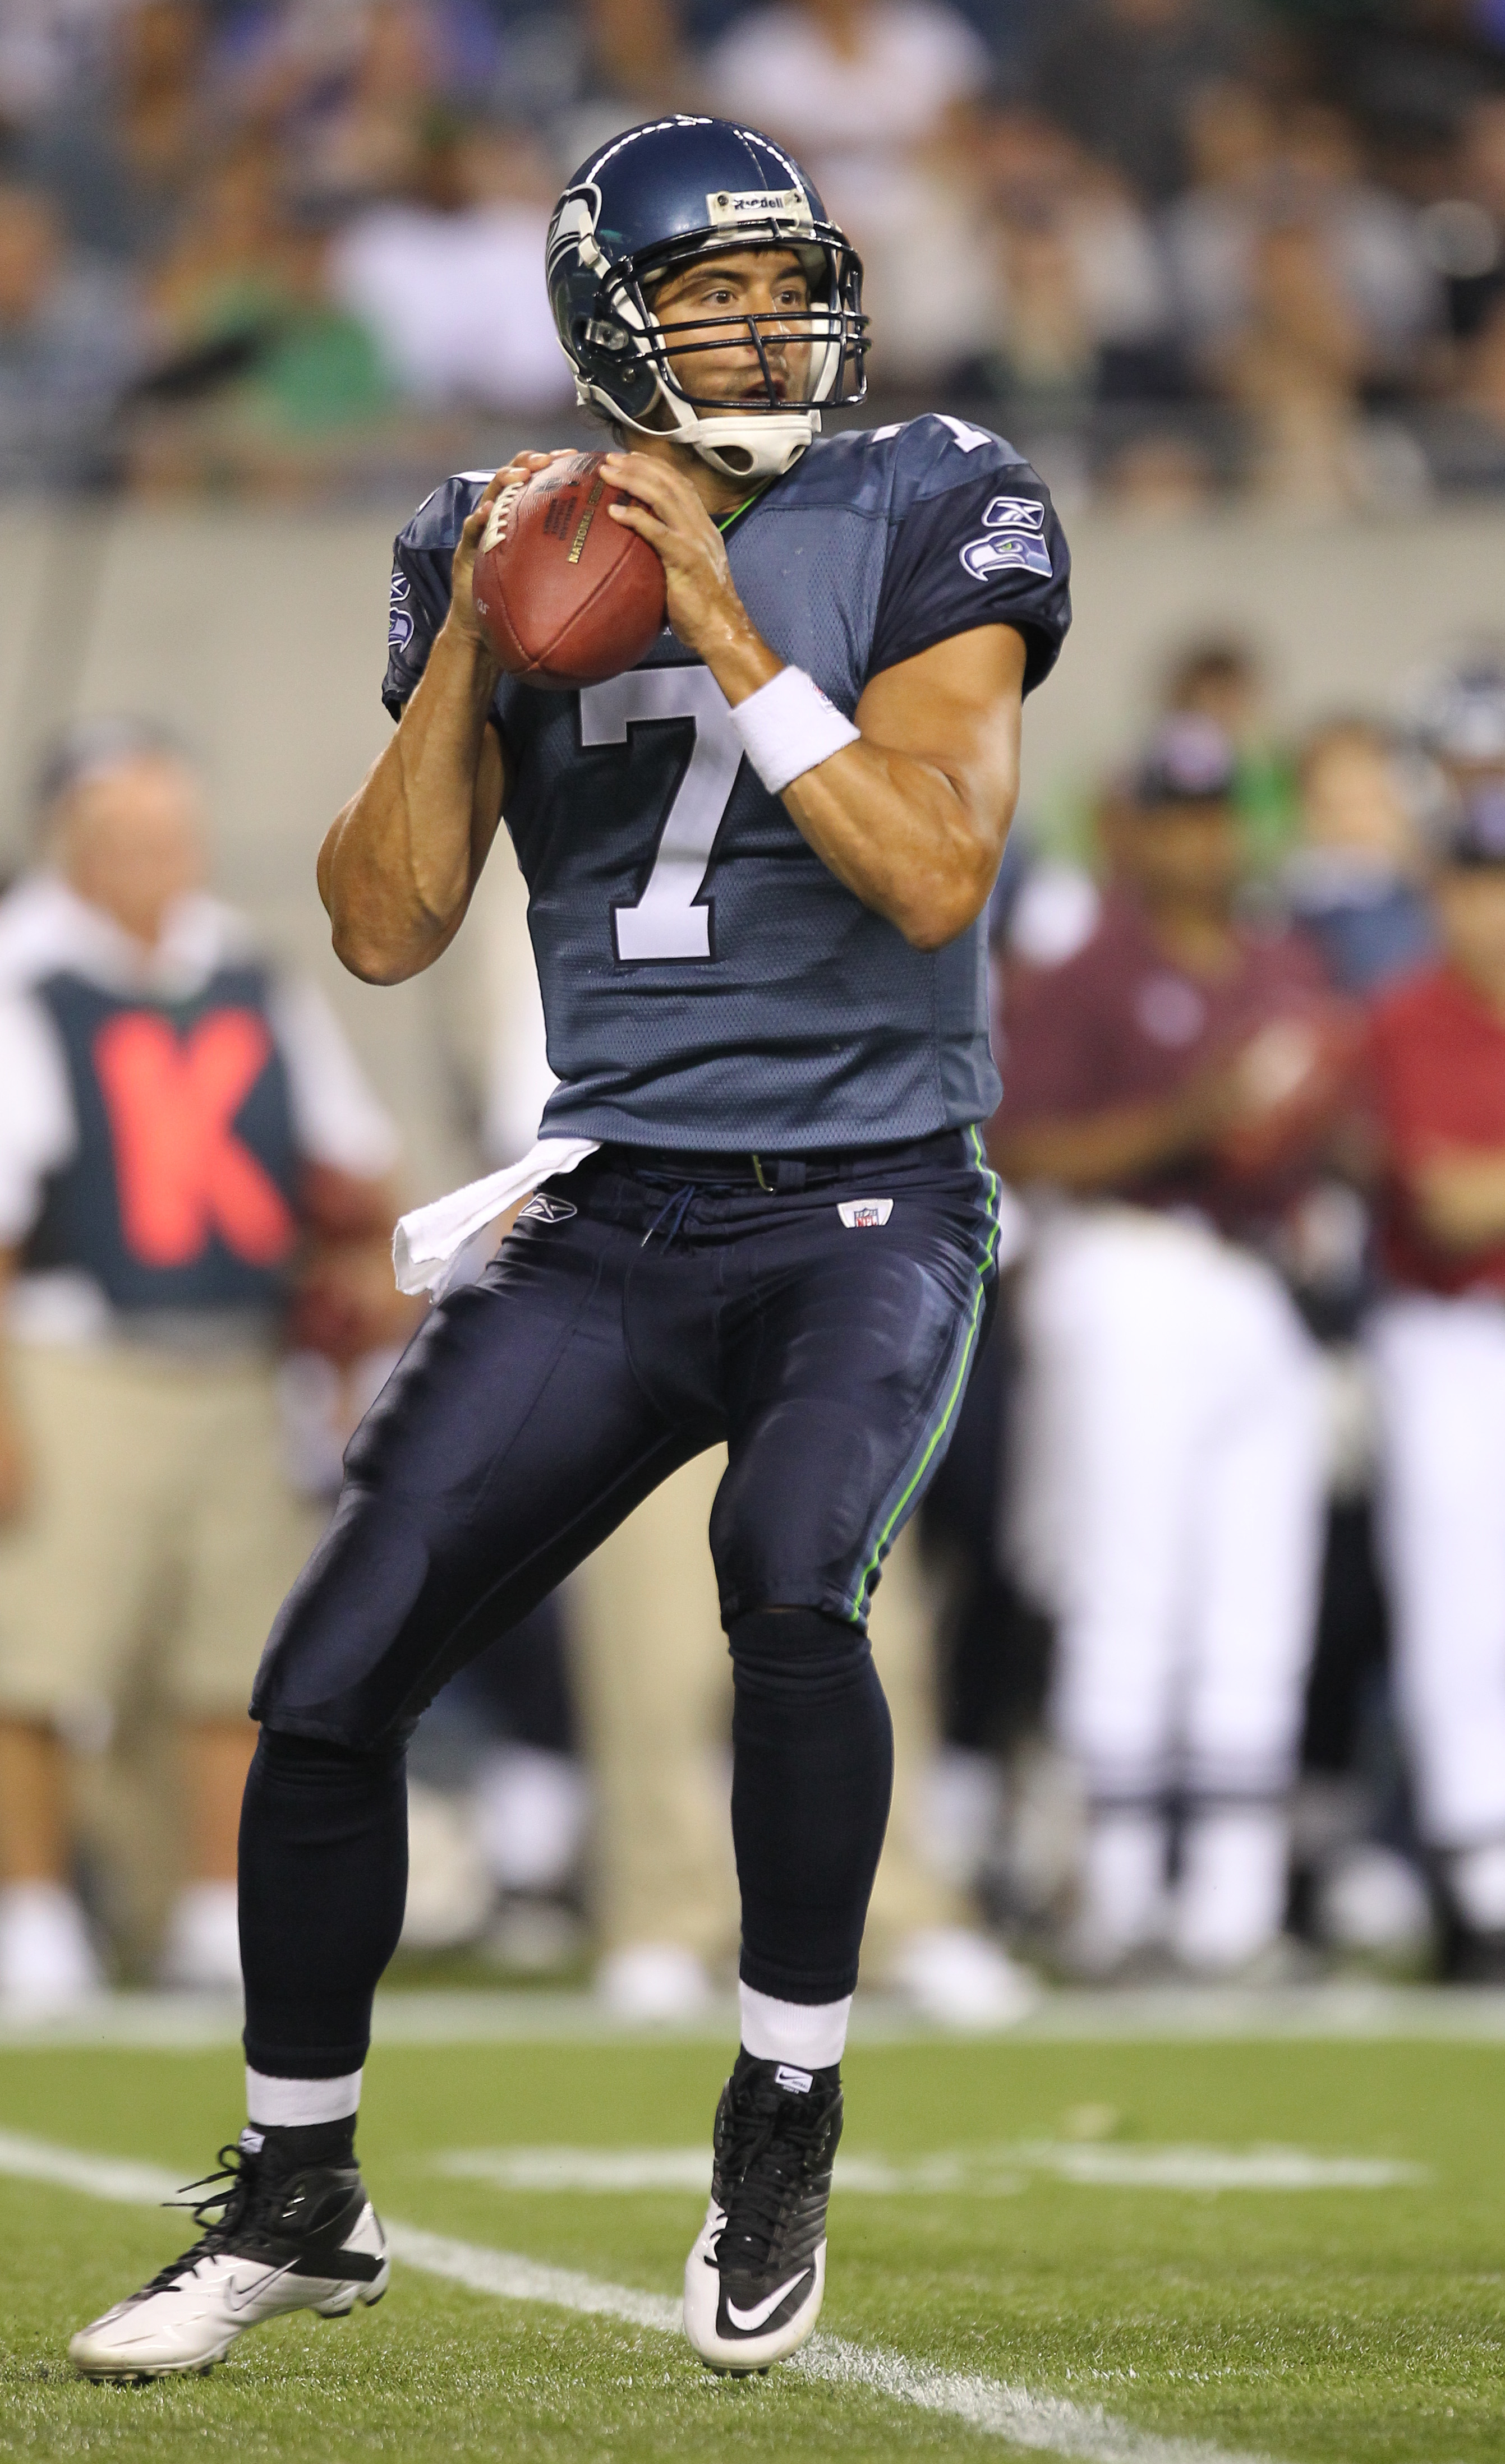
[774,1159,807,1193]
[751,1153,771,1192]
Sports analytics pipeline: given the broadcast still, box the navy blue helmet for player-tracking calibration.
[546,115,868,482]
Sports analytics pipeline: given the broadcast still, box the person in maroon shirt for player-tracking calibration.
[1368,787,1505,1978]
[990,717,1360,1979]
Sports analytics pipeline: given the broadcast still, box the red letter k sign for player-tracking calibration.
[93,1009,297,1269]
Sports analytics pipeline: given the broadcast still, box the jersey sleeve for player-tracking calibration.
[867,421,1072,694]
[0,990,76,1244]
[380,474,487,721]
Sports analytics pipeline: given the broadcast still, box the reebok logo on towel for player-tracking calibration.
[774,2065,814,2094]
[837,1198,892,1229]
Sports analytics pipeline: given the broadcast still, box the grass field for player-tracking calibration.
[0,2013,1501,2463]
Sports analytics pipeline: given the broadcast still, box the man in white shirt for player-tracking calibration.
[0,719,399,2008]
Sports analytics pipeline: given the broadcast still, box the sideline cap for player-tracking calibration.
[1441,783,1505,868]
[34,716,186,818]
[1411,656,1505,766]
[1133,714,1238,809]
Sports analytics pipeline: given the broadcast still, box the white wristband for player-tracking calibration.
[729,666,860,794]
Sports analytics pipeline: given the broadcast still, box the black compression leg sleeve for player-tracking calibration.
[239,1729,408,2078]
[729,1607,894,2005]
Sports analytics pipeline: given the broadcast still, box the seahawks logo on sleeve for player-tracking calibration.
[959,492,1053,582]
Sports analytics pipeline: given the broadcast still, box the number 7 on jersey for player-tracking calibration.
[581,667,743,962]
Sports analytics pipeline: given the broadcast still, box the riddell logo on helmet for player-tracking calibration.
[706,186,813,231]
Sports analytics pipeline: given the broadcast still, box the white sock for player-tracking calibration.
[159,1882,241,1990]
[0,1880,101,2003]
[1075,1808,1168,1965]
[738,1982,850,2071]
[1174,1807,1288,1970]
[1451,1840,1505,1931]
[245,2066,363,2129]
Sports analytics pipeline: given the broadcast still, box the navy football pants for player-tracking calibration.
[242,1131,1000,2075]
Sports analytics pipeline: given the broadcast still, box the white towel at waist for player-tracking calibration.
[392,1137,600,1299]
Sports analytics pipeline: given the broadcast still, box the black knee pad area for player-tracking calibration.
[728,1605,875,1704]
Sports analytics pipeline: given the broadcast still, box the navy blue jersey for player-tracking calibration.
[23,966,300,1311]
[384,416,1071,1151]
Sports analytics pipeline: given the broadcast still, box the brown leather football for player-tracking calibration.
[471,452,667,689]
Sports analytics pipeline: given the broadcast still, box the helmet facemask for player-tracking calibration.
[556,207,868,482]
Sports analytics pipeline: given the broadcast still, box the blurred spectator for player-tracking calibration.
[148,136,293,324]
[992,717,1360,1979]
[228,0,500,220]
[1163,635,1297,866]
[1408,643,1505,794]
[705,0,992,386]
[1285,718,1437,994]
[0,721,403,2008]
[706,0,991,186]
[1417,95,1505,340]
[1030,0,1255,206]
[1165,94,1439,383]
[1366,787,1505,1980]
[0,0,123,130]
[0,182,144,490]
[330,123,574,414]
[1216,216,1372,509]
[1424,294,1505,490]
[954,109,1176,414]
[131,221,409,499]
[21,0,210,264]
[1095,426,1219,516]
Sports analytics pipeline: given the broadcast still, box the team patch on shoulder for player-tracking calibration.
[518,1192,577,1225]
[837,1197,893,1229]
[982,495,1044,533]
[388,607,415,650]
[960,533,1052,582]
[389,569,411,602]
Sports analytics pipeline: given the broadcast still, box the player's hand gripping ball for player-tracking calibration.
[472,451,667,688]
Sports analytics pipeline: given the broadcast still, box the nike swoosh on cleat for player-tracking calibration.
[723,2270,811,2332]
[224,2262,296,2315]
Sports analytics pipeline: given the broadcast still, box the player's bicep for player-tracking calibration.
[854,624,1026,846]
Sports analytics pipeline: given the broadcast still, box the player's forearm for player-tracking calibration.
[1410,1147,1505,1250]
[782,740,1011,949]
[320,621,503,985]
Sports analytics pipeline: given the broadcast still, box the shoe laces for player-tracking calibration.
[712,2075,834,2272]
[142,2143,263,2291]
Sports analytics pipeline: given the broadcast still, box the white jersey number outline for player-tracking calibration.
[580,667,743,962]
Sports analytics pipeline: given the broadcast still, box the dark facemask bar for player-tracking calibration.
[609,242,869,414]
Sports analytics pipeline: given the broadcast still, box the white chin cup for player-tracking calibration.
[684,408,820,481]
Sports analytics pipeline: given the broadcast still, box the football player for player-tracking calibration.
[72,116,1069,2382]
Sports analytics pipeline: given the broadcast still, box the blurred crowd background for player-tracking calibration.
[2,0,1505,2024]
[8,0,1505,504]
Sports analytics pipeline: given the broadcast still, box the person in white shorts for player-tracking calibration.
[0,721,401,2006]
[991,717,1360,1977]
[1366,786,1505,1978]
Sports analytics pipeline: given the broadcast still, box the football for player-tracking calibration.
[471,451,667,689]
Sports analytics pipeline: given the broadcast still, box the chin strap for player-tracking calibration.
[577,373,821,481]
[688,412,819,481]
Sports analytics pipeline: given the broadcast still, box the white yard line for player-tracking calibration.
[436,2142,1428,2197]
[0,2126,1275,2464]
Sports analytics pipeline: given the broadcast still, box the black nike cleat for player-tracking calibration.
[70,2130,388,2379]
[683,2048,842,2373]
